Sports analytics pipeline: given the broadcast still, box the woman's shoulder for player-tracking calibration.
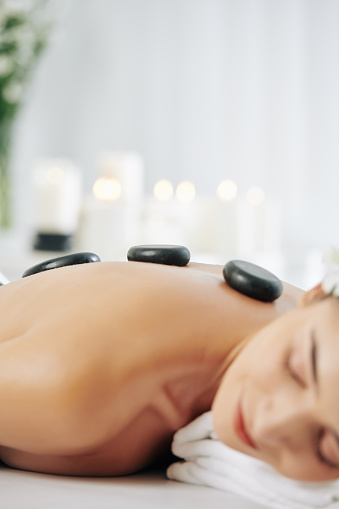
[187,261,304,309]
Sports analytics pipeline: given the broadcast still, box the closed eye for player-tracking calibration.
[284,348,306,388]
[286,331,339,470]
[285,350,336,468]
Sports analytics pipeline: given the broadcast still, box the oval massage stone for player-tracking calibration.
[22,252,101,278]
[223,260,283,302]
[127,245,190,266]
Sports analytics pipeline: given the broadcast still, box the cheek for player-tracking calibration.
[212,330,287,444]
[242,321,292,392]
[249,343,285,391]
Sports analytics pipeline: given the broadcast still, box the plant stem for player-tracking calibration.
[0,120,13,229]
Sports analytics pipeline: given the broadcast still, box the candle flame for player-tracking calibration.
[154,180,174,202]
[176,181,196,203]
[217,180,237,201]
[93,177,122,201]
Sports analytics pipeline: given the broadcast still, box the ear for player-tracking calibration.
[298,282,326,306]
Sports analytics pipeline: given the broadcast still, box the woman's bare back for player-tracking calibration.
[0,261,303,475]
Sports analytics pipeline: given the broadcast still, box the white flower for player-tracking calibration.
[0,55,14,77]
[322,246,339,268]
[322,271,339,297]
[321,247,339,296]
[2,81,23,103]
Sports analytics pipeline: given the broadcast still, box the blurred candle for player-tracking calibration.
[217,179,238,202]
[176,181,196,203]
[77,177,124,260]
[215,179,239,257]
[193,197,219,253]
[175,181,200,249]
[32,159,82,251]
[93,177,122,201]
[98,152,144,244]
[142,180,182,244]
[237,187,281,256]
[154,179,174,202]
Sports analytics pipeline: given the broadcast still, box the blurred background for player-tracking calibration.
[1,0,338,287]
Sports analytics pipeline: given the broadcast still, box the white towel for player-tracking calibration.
[166,412,339,509]
[0,270,10,285]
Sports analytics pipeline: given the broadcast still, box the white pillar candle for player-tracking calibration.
[98,152,144,245]
[192,197,219,254]
[141,179,179,244]
[251,199,281,253]
[236,198,256,256]
[32,159,82,235]
[215,201,239,257]
[237,188,281,257]
[141,180,200,247]
[77,177,125,261]
[215,180,239,257]
[174,181,200,250]
[141,196,185,245]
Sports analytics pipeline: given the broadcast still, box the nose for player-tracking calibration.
[252,395,314,448]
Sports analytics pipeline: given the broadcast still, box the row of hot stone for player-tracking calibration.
[21,245,283,303]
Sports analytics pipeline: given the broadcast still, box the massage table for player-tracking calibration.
[0,463,266,509]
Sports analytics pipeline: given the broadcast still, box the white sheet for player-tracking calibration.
[0,464,267,509]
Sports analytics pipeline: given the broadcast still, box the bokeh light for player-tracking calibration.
[246,186,265,205]
[47,167,65,185]
[153,179,174,201]
[93,177,122,201]
[176,181,196,203]
[217,179,237,201]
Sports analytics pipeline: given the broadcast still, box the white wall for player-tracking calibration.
[9,0,339,253]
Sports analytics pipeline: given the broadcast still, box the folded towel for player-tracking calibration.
[166,412,339,509]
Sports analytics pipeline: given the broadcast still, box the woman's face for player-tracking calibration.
[212,294,339,481]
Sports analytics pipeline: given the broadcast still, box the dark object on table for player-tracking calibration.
[223,260,283,302]
[22,252,101,278]
[33,232,72,252]
[127,245,191,267]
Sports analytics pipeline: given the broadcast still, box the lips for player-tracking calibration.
[234,398,258,450]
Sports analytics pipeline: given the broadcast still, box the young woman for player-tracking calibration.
[0,259,336,482]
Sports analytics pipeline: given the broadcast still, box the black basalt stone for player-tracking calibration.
[22,252,101,278]
[127,245,190,267]
[223,260,283,302]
